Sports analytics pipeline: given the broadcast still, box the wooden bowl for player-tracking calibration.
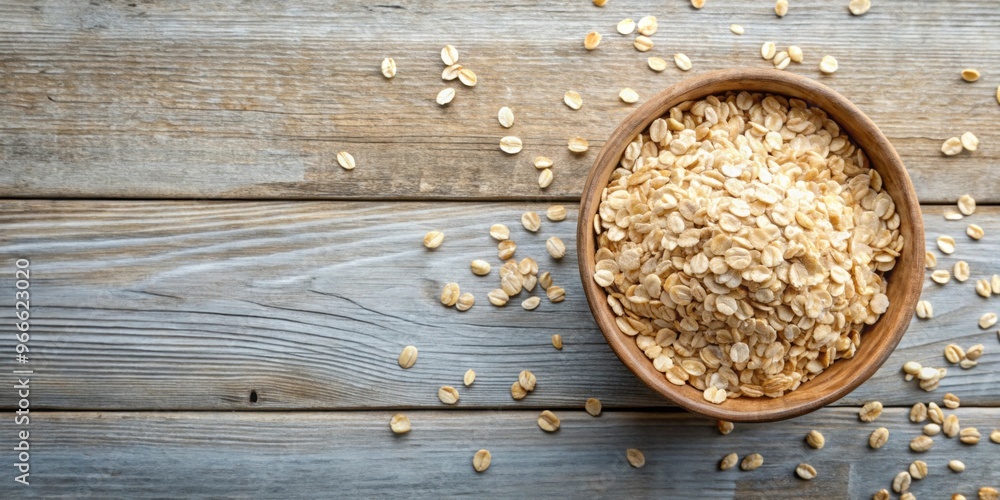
[577,68,924,422]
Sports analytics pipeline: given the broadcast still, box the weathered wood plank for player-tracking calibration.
[5,408,999,498]
[0,201,996,410]
[1,0,997,201]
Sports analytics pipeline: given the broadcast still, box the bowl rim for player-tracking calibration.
[577,68,924,422]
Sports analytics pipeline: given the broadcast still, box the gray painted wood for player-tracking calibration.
[1,200,996,410]
[0,0,998,201]
[5,409,999,498]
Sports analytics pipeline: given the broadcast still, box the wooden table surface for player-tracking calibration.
[1,1,998,498]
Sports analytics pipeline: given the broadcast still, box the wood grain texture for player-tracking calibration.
[1,0,998,201]
[578,68,924,422]
[6,409,999,498]
[0,200,995,410]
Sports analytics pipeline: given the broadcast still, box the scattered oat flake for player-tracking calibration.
[619,88,639,103]
[551,334,563,350]
[849,0,871,15]
[958,194,976,215]
[547,205,567,221]
[720,453,738,470]
[775,0,788,16]
[534,156,554,169]
[584,31,602,51]
[464,370,477,386]
[537,410,560,432]
[648,56,668,72]
[937,235,956,254]
[437,386,459,404]
[398,345,418,369]
[980,312,997,329]
[441,45,459,66]
[381,58,396,79]
[456,292,474,311]
[498,107,514,128]
[954,261,970,282]
[522,296,541,311]
[585,398,602,416]
[472,449,491,472]
[717,420,734,435]
[942,137,963,155]
[788,46,803,63]
[336,151,356,170]
[626,448,646,468]
[859,401,883,422]
[442,64,462,81]
[916,300,933,319]
[458,68,477,87]
[730,24,744,35]
[819,55,838,74]
[538,169,553,189]
[674,53,693,71]
[691,0,706,9]
[593,0,607,6]
[796,463,817,480]
[806,430,825,449]
[436,88,456,106]
[930,269,949,284]
[390,413,411,434]
[968,224,984,240]
[637,16,658,36]
[564,91,583,110]
[500,136,523,154]
[633,35,654,52]
[961,68,980,82]
[869,427,889,449]
[761,42,777,60]
[423,230,444,249]
[568,137,589,153]
[617,18,636,35]
[441,282,460,307]
[490,224,510,241]
[961,132,979,151]
[741,453,764,470]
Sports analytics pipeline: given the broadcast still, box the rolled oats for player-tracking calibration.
[398,345,419,369]
[441,283,461,307]
[931,269,951,284]
[593,91,902,402]
[627,448,646,468]
[473,449,491,472]
[761,42,777,60]
[498,240,517,260]
[775,0,788,16]
[720,452,738,470]
[619,88,639,104]
[968,224,984,240]
[498,107,515,128]
[564,91,582,110]
[916,300,934,319]
[458,68,477,87]
[390,413,411,434]
[438,386,459,404]
[924,423,941,435]
[424,230,445,249]
[942,137,964,156]
[538,169,553,189]
[488,288,510,307]
[717,420,734,435]
[730,24,745,35]
[806,430,825,449]
[860,401,883,422]
[500,136,523,154]
[961,68,981,82]
[944,414,960,437]
[819,55,838,74]
[980,313,997,329]
[674,53,693,71]
[551,334,563,350]
[381,58,397,79]
[648,57,668,72]
[537,410,560,432]
[441,45,459,66]
[849,0,871,15]
[436,88,456,106]
[958,194,977,215]
[795,463,817,480]
[959,427,981,444]
[337,151,356,170]
[456,293,475,311]
[893,471,912,493]
[870,427,889,449]
[584,31,602,50]
[585,397,602,416]
[910,402,928,422]
[961,132,979,151]
[490,224,510,241]
[637,16,658,36]
[910,435,933,452]
[617,18,636,35]
[546,286,566,303]
[568,137,589,152]
[510,380,527,400]
[547,205,568,221]
[741,453,764,471]
[518,370,537,391]
[955,261,971,282]
[949,460,966,472]
[633,35,654,52]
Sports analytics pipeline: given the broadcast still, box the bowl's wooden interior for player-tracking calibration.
[577,69,925,422]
